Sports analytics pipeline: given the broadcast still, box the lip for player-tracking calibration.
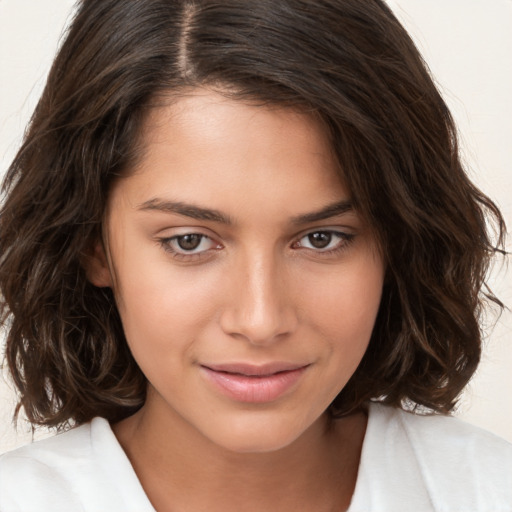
[200,362,310,403]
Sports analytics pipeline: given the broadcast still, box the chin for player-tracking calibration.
[215,432,300,454]
[202,412,322,455]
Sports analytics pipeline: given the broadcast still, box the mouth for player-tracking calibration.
[199,362,310,403]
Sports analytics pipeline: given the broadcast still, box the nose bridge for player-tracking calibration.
[220,246,296,344]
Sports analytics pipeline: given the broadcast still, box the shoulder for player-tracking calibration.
[353,403,512,512]
[1,418,94,461]
[0,420,94,511]
[383,403,512,471]
[0,417,154,512]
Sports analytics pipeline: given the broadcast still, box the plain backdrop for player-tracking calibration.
[0,0,511,453]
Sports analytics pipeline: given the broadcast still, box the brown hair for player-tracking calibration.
[0,0,505,428]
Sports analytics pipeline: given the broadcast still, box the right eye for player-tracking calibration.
[159,233,221,258]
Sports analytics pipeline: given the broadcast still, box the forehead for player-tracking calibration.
[142,88,337,161]
[111,88,350,222]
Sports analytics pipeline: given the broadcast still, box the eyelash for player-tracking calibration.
[158,230,355,262]
[293,230,356,256]
[158,233,221,261]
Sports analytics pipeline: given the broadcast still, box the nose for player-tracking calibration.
[219,251,298,345]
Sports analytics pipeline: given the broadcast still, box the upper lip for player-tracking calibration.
[201,362,309,376]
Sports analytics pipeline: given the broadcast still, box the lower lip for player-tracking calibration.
[200,366,308,403]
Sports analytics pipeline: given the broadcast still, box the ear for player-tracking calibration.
[83,240,113,288]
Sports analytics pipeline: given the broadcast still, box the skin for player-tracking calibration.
[87,89,385,511]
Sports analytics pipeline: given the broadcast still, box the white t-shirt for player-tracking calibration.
[1,403,511,511]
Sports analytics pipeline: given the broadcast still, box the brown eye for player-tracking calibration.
[160,233,219,256]
[176,234,203,251]
[307,232,332,249]
[295,230,354,254]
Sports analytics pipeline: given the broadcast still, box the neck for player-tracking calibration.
[113,397,367,512]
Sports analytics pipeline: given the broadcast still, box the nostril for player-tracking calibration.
[219,300,298,346]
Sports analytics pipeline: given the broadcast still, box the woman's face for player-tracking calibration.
[93,89,385,453]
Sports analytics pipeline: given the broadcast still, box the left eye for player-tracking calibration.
[163,234,217,254]
[295,231,349,251]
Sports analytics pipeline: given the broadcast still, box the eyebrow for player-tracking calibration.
[290,199,353,224]
[137,198,353,225]
[138,199,233,224]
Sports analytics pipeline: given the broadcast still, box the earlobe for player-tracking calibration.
[84,240,113,288]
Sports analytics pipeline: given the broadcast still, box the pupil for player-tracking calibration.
[178,234,202,251]
[308,232,331,249]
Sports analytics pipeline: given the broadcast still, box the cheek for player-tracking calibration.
[113,253,222,355]
[299,256,384,377]
[306,263,383,334]
[311,262,384,395]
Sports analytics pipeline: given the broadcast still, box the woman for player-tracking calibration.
[0,1,510,510]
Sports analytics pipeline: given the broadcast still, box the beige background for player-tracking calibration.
[0,0,511,452]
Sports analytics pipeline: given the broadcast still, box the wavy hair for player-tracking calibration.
[0,0,505,428]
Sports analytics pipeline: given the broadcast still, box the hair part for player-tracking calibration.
[0,0,506,429]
